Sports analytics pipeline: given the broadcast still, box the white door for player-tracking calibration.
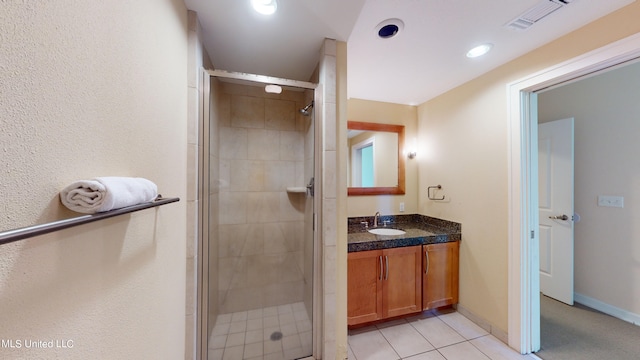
[538,118,575,305]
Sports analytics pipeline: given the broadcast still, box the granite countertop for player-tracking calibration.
[347,214,461,252]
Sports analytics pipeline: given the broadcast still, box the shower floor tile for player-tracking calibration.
[208,301,312,360]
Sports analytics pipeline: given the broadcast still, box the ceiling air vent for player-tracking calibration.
[505,0,575,31]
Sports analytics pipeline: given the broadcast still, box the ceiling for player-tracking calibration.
[184,0,634,105]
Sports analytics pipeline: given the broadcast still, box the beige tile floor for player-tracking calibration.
[208,302,313,360]
[348,310,540,360]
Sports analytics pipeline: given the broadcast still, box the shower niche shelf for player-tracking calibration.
[286,187,307,194]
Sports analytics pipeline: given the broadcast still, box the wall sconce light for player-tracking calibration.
[407,137,417,159]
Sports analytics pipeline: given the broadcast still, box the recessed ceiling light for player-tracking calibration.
[251,0,277,15]
[375,19,404,39]
[466,43,493,58]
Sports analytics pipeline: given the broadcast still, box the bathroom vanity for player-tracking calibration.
[347,215,461,326]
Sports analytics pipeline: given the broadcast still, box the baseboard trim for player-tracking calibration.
[455,304,509,345]
[574,292,640,326]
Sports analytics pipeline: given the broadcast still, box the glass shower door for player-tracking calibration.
[205,73,315,360]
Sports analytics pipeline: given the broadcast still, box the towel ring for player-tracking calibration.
[427,185,445,201]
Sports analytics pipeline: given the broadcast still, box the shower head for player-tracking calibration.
[299,101,314,116]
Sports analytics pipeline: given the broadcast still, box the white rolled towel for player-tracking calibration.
[60,177,158,214]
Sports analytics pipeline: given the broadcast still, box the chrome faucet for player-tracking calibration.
[373,211,380,228]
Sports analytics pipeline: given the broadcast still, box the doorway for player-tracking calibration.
[507,32,640,354]
[200,69,319,359]
[535,58,640,358]
[350,137,375,187]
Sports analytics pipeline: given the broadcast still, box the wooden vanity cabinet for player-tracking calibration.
[347,249,383,325]
[347,246,422,326]
[423,241,459,310]
[384,246,423,318]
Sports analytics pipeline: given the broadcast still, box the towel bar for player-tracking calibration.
[427,185,445,201]
[0,196,180,246]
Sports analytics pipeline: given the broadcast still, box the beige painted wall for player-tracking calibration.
[347,99,418,217]
[0,1,187,359]
[538,61,640,316]
[417,1,640,333]
[372,132,399,187]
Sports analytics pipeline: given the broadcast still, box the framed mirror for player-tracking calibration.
[347,121,405,196]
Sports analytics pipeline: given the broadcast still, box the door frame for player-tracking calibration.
[507,32,640,354]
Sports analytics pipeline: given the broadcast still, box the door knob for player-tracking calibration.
[549,214,569,221]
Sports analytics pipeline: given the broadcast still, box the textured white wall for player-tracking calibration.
[0,1,188,359]
[539,61,640,316]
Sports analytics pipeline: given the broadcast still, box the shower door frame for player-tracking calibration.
[198,69,321,359]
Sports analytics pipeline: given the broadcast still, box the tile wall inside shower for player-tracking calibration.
[213,82,312,314]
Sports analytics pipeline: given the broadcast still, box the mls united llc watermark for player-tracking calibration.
[2,339,74,349]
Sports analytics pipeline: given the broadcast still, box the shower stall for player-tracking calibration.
[201,69,318,360]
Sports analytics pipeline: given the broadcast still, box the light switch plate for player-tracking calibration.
[598,195,624,208]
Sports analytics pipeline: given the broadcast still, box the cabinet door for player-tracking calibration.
[347,250,383,325]
[383,246,422,318]
[423,242,459,310]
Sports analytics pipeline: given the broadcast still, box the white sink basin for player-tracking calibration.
[368,228,406,236]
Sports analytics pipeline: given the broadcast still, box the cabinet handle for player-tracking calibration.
[425,250,430,275]
[385,255,389,280]
[379,256,383,281]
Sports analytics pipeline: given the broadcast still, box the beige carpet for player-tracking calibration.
[536,294,640,360]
